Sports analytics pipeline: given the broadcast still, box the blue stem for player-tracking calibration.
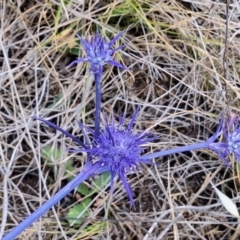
[94,71,102,137]
[3,164,101,240]
[141,141,210,160]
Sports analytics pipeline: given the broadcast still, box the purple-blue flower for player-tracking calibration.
[40,109,153,205]
[68,31,126,73]
[80,111,154,205]
[208,112,240,166]
[226,116,240,161]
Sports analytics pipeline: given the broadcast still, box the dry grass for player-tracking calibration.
[1,0,240,239]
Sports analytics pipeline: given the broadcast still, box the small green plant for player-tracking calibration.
[67,198,92,226]
[42,145,110,227]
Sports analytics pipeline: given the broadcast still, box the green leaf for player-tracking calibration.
[42,146,92,196]
[67,198,92,226]
[76,184,91,196]
[66,46,81,56]
[64,161,91,196]
[64,160,75,180]
[41,146,63,166]
[90,172,110,193]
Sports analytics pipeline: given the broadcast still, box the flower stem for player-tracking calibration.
[141,141,210,160]
[3,164,100,240]
[94,70,102,137]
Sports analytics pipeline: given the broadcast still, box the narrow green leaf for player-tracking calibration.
[90,172,110,193]
[65,46,81,56]
[76,184,91,196]
[41,146,62,165]
[64,160,75,179]
[67,198,92,226]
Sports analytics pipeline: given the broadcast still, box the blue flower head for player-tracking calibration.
[35,108,154,206]
[85,111,154,205]
[208,112,240,167]
[68,31,126,73]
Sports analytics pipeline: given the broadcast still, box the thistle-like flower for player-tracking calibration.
[225,115,240,161]
[80,111,154,205]
[68,31,126,73]
[208,113,240,167]
[40,109,154,205]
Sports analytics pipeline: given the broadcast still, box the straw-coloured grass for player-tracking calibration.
[1,0,240,239]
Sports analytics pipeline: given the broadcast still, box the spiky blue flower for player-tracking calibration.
[80,111,154,205]
[225,115,240,161]
[49,109,154,205]
[68,31,126,73]
[208,113,240,166]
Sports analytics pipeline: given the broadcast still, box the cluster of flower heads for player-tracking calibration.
[4,31,240,240]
